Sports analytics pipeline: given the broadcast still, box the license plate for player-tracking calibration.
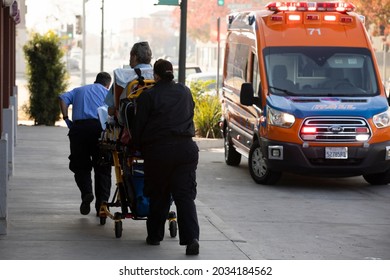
[325,147,348,159]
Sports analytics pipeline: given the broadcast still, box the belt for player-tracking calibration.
[73,118,99,124]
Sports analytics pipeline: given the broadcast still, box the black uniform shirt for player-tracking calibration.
[133,80,195,149]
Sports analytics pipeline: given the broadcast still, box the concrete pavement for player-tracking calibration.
[0,125,252,260]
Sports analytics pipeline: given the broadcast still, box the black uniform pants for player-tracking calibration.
[68,119,111,212]
[143,139,200,245]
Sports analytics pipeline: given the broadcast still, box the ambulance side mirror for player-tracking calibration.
[240,83,255,106]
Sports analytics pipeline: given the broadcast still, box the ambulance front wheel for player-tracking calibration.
[249,140,281,185]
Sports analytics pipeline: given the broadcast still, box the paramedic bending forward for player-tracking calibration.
[59,72,112,216]
[133,59,200,255]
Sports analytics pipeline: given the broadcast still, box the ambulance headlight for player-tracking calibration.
[373,108,390,128]
[267,106,295,128]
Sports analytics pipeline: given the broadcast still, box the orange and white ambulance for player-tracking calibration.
[220,1,390,185]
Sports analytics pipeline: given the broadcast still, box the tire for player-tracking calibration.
[115,220,123,238]
[169,220,177,238]
[248,140,281,185]
[168,211,176,219]
[224,129,241,166]
[98,201,108,225]
[363,170,390,185]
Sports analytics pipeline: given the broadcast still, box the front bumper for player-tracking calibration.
[261,138,390,177]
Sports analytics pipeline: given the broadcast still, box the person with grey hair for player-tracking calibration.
[133,59,200,256]
[105,41,154,116]
[129,41,152,68]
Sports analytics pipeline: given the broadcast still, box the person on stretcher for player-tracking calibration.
[105,41,154,117]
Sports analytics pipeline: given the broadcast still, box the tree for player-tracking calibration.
[172,0,264,42]
[353,0,390,36]
[172,0,390,42]
[23,30,69,126]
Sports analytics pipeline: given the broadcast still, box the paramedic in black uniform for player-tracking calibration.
[133,59,200,255]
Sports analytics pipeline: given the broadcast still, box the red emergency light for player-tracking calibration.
[301,126,317,134]
[306,14,320,20]
[265,1,356,13]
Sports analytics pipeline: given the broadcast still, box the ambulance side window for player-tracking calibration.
[251,54,260,97]
[226,41,249,91]
[225,42,237,88]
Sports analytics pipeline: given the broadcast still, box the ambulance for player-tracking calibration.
[220,1,390,185]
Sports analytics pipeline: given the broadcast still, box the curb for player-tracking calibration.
[194,138,223,149]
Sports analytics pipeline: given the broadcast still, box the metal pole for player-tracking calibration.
[81,0,86,85]
[383,45,386,83]
[100,0,104,71]
[217,17,221,94]
[178,0,187,84]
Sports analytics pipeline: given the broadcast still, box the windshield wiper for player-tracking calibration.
[269,86,299,96]
[321,93,361,97]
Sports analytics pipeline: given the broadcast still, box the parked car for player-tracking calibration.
[66,57,80,71]
[173,64,202,81]
[186,72,222,97]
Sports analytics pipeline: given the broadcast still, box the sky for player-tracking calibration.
[25,0,175,35]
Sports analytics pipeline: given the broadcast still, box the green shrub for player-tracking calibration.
[23,30,69,126]
[190,80,222,138]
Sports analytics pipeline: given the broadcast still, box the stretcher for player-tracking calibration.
[98,69,177,238]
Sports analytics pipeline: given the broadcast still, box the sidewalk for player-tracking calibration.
[0,125,249,260]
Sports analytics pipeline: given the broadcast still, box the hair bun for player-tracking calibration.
[154,59,174,82]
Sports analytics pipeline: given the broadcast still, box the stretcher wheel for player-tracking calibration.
[100,216,106,225]
[169,220,177,238]
[115,220,123,238]
[168,211,176,219]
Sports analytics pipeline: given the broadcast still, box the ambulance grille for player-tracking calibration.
[299,117,371,142]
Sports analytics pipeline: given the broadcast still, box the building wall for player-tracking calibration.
[0,4,4,134]
[1,0,22,235]
[15,0,26,76]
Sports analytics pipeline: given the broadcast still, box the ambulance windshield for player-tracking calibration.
[264,47,379,97]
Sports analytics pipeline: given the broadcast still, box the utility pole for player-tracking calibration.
[100,0,104,71]
[178,0,187,84]
[217,17,221,94]
[81,0,87,85]
[154,0,185,83]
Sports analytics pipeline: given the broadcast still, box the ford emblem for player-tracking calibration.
[328,125,343,133]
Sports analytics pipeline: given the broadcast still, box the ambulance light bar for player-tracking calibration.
[266,1,356,12]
